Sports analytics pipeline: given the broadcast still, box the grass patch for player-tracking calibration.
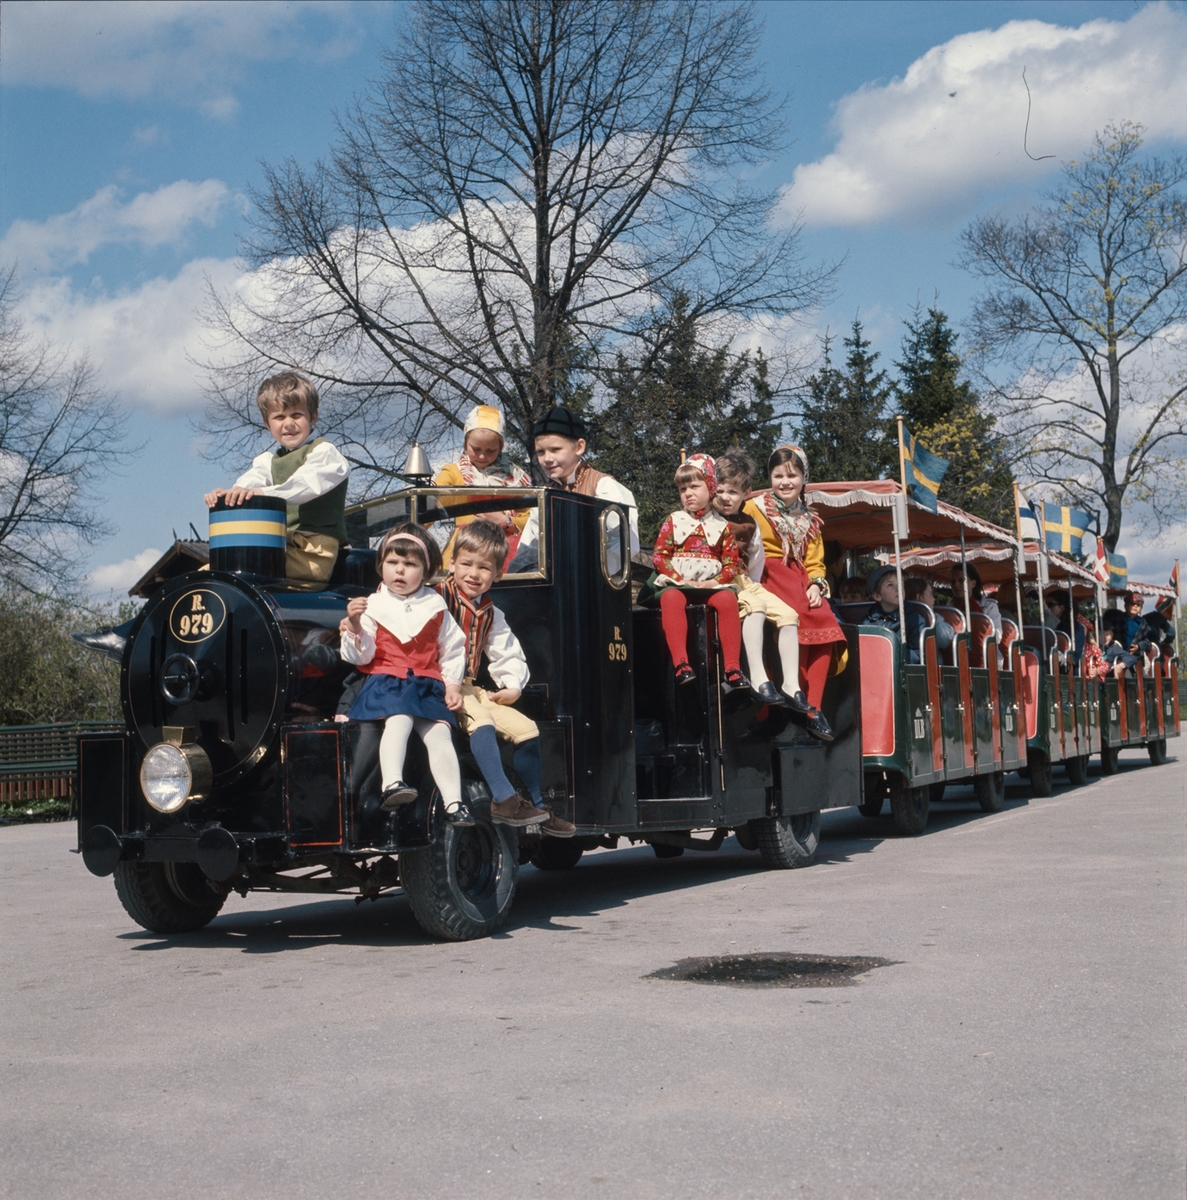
[0,797,73,825]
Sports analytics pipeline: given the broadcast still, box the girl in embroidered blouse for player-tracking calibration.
[743,445,847,741]
[340,523,475,826]
[651,454,747,690]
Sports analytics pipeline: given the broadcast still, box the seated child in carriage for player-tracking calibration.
[339,524,474,826]
[204,371,350,586]
[433,404,532,568]
[645,453,747,690]
[440,520,575,838]
[711,449,803,708]
[863,566,927,664]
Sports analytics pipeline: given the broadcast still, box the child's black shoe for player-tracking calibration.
[380,781,418,810]
[755,682,787,707]
[674,663,696,686]
[781,689,813,715]
[444,801,476,827]
[722,669,750,693]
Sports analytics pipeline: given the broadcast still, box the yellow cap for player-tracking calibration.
[463,405,505,439]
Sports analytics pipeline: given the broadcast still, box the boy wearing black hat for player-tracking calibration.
[864,566,926,664]
[511,406,639,569]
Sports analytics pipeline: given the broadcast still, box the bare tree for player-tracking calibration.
[0,268,132,590]
[960,123,1187,551]
[201,0,831,481]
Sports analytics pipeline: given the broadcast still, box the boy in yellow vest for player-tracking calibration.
[203,371,350,584]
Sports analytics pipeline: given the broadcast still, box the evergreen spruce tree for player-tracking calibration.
[895,308,1014,526]
[796,320,897,483]
[589,294,781,546]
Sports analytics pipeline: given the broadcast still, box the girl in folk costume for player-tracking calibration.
[340,523,475,826]
[743,445,847,741]
[434,405,533,568]
[650,453,747,689]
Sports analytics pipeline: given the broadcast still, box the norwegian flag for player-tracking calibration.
[1093,539,1110,584]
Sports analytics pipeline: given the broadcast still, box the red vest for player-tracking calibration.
[363,612,445,681]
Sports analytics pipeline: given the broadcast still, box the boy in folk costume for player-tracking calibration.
[743,445,847,742]
[510,406,639,570]
[712,449,802,707]
[649,453,748,689]
[439,520,576,837]
[204,371,350,586]
[433,404,533,568]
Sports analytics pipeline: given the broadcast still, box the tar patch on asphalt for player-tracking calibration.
[646,952,896,988]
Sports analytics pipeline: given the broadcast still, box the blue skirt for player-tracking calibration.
[347,672,455,725]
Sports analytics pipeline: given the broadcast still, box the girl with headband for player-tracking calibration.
[340,522,475,825]
[646,453,748,691]
[743,445,847,741]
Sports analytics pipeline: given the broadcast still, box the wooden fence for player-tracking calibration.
[0,723,119,805]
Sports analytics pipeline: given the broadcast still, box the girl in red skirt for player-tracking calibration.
[743,445,847,741]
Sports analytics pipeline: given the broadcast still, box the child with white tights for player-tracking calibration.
[340,524,474,826]
[712,450,802,709]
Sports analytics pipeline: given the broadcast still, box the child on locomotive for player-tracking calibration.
[743,445,847,742]
[648,453,747,690]
[433,404,533,567]
[441,521,576,838]
[339,524,474,826]
[203,372,350,586]
[712,450,802,708]
[509,406,639,570]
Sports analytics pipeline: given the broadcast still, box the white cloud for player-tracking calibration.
[778,3,1187,228]
[1,180,231,272]
[89,547,163,594]
[1,0,374,118]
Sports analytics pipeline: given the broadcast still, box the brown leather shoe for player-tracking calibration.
[490,793,547,827]
[541,808,577,837]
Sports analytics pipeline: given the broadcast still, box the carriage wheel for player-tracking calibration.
[1100,745,1120,776]
[858,772,886,818]
[113,861,227,934]
[1147,739,1168,766]
[1027,750,1053,797]
[888,774,929,836]
[929,782,947,804]
[399,809,519,940]
[753,811,820,869]
[973,771,1006,813]
[1065,754,1090,787]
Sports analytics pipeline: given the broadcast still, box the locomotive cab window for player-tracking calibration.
[600,505,630,589]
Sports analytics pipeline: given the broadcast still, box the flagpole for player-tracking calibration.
[1012,483,1027,627]
[894,415,909,644]
[897,415,909,497]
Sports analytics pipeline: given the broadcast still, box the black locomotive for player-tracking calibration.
[78,487,862,940]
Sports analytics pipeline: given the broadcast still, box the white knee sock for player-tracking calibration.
[417,719,463,810]
[378,714,414,790]
[778,626,801,697]
[742,613,770,688]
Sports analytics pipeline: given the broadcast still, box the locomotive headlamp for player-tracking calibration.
[140,730,213,814]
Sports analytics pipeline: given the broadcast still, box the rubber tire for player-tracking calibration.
[889,775,930,836]
[1148,739,1168,766]
[857,798,884,818]
[753,810,821,869]
[974,771,1006,813]
[651,842,684,859]
[929,782,947,804]
[530,838,585,871]
[400,818,519,941]
[733,823,758,851]
[1065,754,1089,787]
[113,861,226,934]
[1027,750,1053,797]
[859,773,887,817]
[1100,745,1120,776]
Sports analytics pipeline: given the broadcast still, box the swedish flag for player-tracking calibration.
[1107,552,1128,591]
[899,423,949,514]
[1042,502,1092,555]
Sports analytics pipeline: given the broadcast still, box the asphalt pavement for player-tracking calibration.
[2,748,1184,1199]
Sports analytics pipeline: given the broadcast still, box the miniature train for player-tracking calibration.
[76,483,1179,941]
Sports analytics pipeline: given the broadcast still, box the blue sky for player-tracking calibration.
[2,0,1184,595]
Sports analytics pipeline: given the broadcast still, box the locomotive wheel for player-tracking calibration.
[888,775,929,836]
[1147,739,1168,766]
[113,861,227,934]
[733,823,758,851]
[400,817,519,941]
[753,811,820,869]
[1100,745,1120,775]
[1065,754,1090,787]
[530,838,585,871]
[1027,750,1053,797]
[973,771,1006,813]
